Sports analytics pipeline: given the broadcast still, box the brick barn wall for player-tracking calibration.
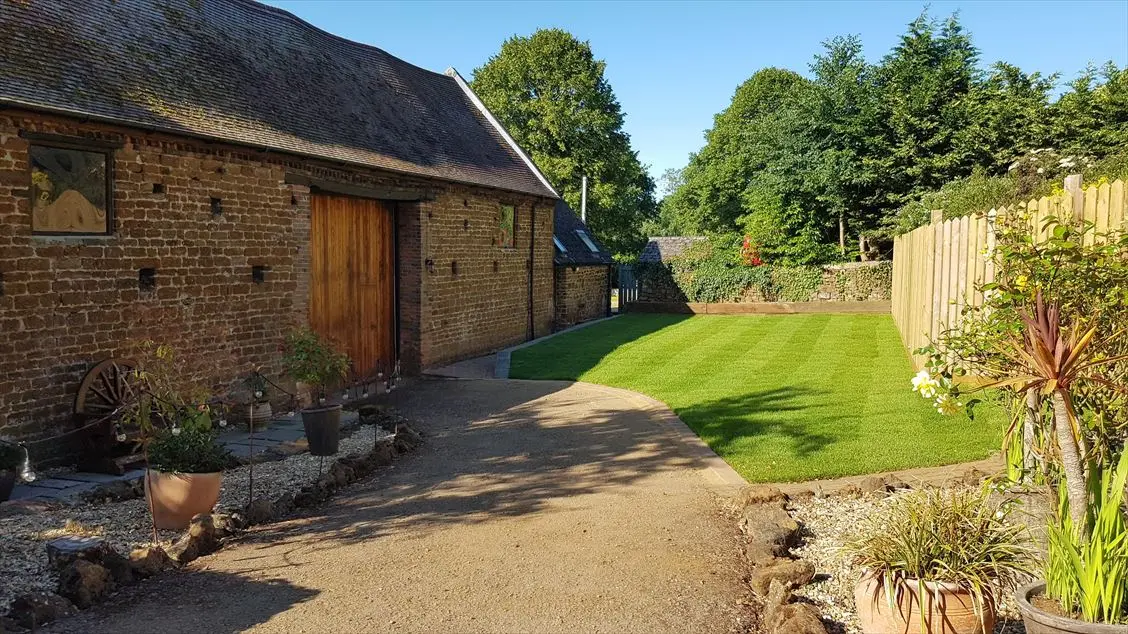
[554,266,609,329]
[0,111,554,456]
[416,194,554,368]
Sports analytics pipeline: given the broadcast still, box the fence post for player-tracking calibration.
[1064,174,1084,222]
[930,209,943,224]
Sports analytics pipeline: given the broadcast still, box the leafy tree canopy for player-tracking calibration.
[471,29,656,258]
[660,10,1128,262]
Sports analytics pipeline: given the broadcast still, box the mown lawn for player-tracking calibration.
[509,313,1003,483]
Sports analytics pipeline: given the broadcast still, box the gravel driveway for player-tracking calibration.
[50,379,748,634]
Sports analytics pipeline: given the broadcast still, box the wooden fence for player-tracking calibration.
[892,177,1127,369]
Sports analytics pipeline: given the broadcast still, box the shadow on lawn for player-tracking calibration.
[225,377,707,557]
[510,313,692,379]
[676,386,837,459]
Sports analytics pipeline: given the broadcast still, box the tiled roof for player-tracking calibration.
[0,0,556,199]
[553,200,612,266]
[638,236,707,263]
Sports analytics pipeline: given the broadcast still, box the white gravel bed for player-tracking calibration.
[0,424,393,610]
[788,489,1030,634]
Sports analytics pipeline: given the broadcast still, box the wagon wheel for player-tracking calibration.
[75,358,139,420]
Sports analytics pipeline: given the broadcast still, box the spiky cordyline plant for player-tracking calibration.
[984,292,1128,534]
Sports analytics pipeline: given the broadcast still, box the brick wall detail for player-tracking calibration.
[0,111,554,452]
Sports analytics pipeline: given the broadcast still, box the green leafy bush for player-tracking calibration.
[146,426,231,474]
[845,487,1032,611]
[282,328,350,400]
[1045,451,1128,624]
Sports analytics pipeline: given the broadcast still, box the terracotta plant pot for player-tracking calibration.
[301,404,341,456]
[855,575,995,634]
[1017,581,1126,634]
[0,469,17,503]
[144,470,222,530]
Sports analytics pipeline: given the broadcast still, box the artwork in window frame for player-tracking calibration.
[30,143,112,235]
[496,204,515,248]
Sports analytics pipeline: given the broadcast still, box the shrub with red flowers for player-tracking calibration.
[741,235,764,267]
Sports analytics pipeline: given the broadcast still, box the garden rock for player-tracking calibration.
[167,514,220,564]
[774,607,827,634]
[82,479,142,503]
[749,559,815,596]
[739,502,799,549]
[128,547,175,578]
[243,498,274,526]
[57,559,112,609]
[328,462,354,487]
[211,512,245,537]
[45,536,114,571]
[731,485,787,511]
[6,593,76,629]
[99,549,135,586]
[273,492,295,516]
[858,476,890,495]
[744,542,784,568]
[369,441,394,466]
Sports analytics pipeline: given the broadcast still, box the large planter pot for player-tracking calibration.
[855,575,995,634]
[0,469,17,503]
[301,404,341,456]
[144,470,222,530]
[234,401,273,431]
[1017,581,1126,634]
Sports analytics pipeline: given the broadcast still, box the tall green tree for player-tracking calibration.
[873,13,981,206]
[470,29,656,258]
[664,68,812,236]
[1052,62,1128,157]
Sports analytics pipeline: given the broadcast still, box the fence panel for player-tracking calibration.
[617,264,639,307]
[891,177,1128,369]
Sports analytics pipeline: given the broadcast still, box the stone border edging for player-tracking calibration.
[494,314,622,378]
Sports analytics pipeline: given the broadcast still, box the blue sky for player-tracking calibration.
[266,1,1128,184]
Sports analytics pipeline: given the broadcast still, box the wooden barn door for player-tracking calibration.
[309,194,396,379]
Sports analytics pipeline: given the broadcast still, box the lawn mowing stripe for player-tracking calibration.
[509,314,1002,482]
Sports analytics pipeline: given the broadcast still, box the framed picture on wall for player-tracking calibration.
[29,142,112,235]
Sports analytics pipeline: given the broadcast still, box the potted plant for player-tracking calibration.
[845,487,1031,634]
[235,369,273,431]
[282,329,349,456]
[1017,451,1128,633]
[144,424,231,530]
[0,442,24,502]
[121,342,232,529]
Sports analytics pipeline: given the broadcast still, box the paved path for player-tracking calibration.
[52,379,748,634]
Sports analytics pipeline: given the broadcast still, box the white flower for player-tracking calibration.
[934,394,963,416]
[218,418,228,428]
[116,433,127,442]
[1036,167,1045,174]
[911,370,941,399]
[253,390,263,399]
[171,426,181,436]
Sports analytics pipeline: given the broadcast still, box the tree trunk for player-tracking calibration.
[1023,389,1038,479]
[839,213,846,256]
[1051,390,1088,535]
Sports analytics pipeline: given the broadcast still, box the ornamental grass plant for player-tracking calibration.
[845,487,1033,615]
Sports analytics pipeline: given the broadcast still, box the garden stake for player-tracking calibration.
[247,403,255,506]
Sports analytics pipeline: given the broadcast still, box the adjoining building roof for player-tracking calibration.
[0,0,557,199]
[638,236,707,263]
[553,200,613,267]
